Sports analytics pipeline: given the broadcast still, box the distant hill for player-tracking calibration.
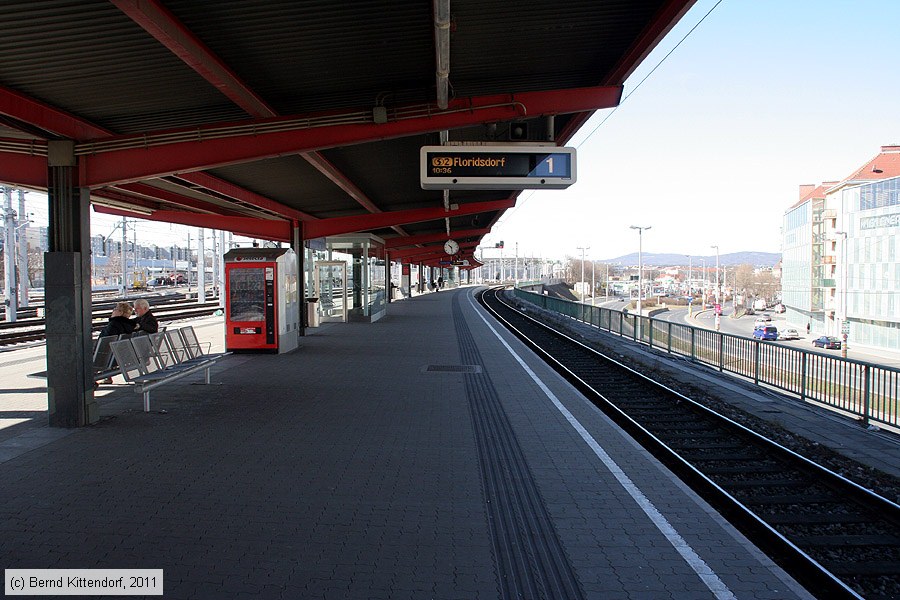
[601,251,780,267]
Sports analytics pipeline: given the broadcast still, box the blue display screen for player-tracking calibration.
[528,153,570,178]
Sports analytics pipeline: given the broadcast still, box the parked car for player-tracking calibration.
[812,336,842,349]
[779,328,800,340]
[753,325,779,341]
[773,303,786,313]
[754,316,772,328]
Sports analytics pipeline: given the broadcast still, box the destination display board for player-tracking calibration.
[420,145,577,190]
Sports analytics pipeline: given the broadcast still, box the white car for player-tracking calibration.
[754,316,772,328]
[779,328,800,340]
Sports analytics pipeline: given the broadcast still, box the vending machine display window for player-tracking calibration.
[229,268,266,322]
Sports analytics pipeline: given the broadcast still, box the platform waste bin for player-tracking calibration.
[306,298,320,327]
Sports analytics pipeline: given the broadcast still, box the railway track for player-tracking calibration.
[479,287,900,600]
[0,301,222,347]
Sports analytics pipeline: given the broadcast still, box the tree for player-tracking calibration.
[734,264,756,295]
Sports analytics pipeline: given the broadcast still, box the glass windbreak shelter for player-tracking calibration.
[322,234,386,323]
[314,261,349,323]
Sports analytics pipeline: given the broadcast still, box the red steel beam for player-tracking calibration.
[300,151,407,235]
[95,207,293,241]
[303,199,515,240]
[93,189,160,212]
[299,151,381,214]
[394,249,450,263]
[385,228,491,249]
[80,86,623,187]
[0,150,47,188]
[113,1,399,230]
[115,182,244,216]
[172,172,314,221]
[110,0,276,118]
[0,85,111,139]
[389,241,478,261]
[0,84,304,222]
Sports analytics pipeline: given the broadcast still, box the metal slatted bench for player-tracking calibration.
[28,334,126,383]
[110,328,230,412]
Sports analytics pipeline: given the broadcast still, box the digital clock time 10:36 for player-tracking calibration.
[420,145,577,190]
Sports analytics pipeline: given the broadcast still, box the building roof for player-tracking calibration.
[827,145,900,194]
[788,146,900,214]
[789,181,838,211]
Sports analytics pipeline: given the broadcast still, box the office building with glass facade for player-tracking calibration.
[781,146,900,353]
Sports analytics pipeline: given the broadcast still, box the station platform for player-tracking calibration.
[0,287,818,599]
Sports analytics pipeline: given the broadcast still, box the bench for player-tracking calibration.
[110,327,230,412]
[28,334,128,383]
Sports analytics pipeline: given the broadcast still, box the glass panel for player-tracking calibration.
[229,268,265,321]
[316,263,347,322]
[369,255,385,316]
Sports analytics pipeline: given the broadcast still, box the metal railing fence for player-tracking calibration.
[514,288,899,430]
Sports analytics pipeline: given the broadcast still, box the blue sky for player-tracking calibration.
[488,0,900,262]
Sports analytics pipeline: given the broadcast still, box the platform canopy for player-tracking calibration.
[0,0,695,267]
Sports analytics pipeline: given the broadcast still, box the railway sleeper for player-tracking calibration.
[678,452,770,462]
[665,441,747,450]
[763,512,872,525]
[794,534,900,547]
[826,562,900,576]
[722,478,813,488]
[741,493,841,505]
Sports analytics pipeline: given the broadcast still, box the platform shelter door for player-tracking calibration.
[314,261,348,323]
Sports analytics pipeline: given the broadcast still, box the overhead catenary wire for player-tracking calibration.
[575,0,725,149]
[495,0,725,244]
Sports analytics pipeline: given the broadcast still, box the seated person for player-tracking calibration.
[98,302,133,384]
[132,298,159,334]
[100,302,134,337]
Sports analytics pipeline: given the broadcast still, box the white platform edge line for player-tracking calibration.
[467,291,736,600]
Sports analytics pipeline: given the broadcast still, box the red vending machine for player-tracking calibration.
[224,248,299,353]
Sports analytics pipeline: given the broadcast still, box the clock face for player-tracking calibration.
[444,239,459,255]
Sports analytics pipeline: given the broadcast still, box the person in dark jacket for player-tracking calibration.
[132,298,159,334]
[98,302,134,385]
[100,302,134,338]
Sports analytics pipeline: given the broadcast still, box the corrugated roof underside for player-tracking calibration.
[208,155,359,218]
[0,0,247,135]
[449,0,667,95]
[167,0,436,116]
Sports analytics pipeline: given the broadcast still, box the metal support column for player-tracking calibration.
[197,227,206,303]
[18,189,29,307]
[45,140,96,427]
[211,229,219,302]
[218,230,226,308]
[2,187,17,322]
[292,222,305,336]
[385,254,392,304]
